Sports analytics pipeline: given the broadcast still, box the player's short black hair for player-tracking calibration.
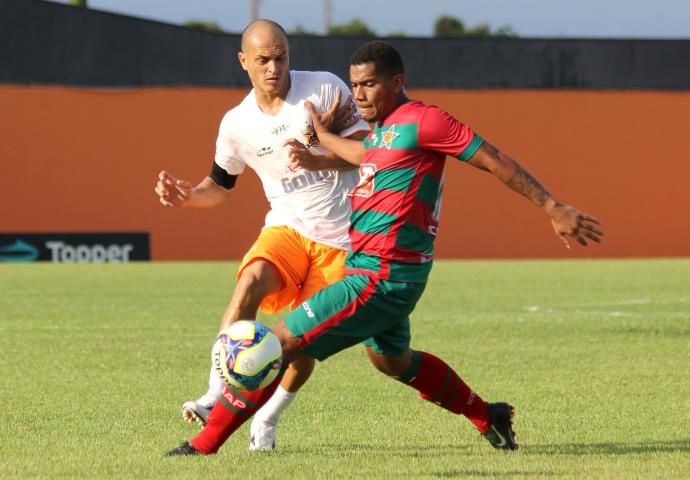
[350,41,404,79]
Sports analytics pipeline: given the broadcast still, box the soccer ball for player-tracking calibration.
[211,320,282,391]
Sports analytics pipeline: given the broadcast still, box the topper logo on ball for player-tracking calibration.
[212,349,232,387]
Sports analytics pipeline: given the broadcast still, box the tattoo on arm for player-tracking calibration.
[471,142,556,209]
[506,163,551,207]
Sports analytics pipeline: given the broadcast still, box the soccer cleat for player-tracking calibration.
[181,394,216,427]
[165,441,202,457]
[249,419,277,452]
[483,402,518,450]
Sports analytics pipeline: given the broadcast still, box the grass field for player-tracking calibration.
[1,259,688,479]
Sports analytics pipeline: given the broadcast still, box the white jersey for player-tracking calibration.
[215,70,369,250]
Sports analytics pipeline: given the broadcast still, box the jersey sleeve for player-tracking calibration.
[214,112,246,175]
[318,73,369,138]
[417,105,484,161]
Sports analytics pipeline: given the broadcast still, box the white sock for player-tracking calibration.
[201,365,224,404]
[253,385,297,426]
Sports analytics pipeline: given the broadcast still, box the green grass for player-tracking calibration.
[1,259,688,479]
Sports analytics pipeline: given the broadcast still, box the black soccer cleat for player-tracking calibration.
[165,441,202,457]
[483,402,518,450]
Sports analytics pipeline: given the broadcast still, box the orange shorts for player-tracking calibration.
[238,226,347,314]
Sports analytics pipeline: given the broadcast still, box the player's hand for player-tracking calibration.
[305,91,359,135]
[548,204,603,248]
[331,94,360,133]
[154,170,193,207]
[304,99,330,136]
[283,138,325,171]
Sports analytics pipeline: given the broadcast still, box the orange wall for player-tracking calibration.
[1,86,689,259]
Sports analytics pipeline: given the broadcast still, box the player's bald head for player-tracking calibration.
[237,20,290,96]
[241,19,288,53]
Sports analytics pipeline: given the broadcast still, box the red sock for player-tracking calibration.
[190,374,282,454]
[398,350,490,433]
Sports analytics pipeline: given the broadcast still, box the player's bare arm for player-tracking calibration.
[467,142,604,248]
[155,169,233,208]
[284,130,368,171]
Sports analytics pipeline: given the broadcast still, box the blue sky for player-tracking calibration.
[49,0,690,38]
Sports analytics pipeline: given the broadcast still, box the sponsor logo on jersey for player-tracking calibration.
[350,163,377,198]
[271,124,289,136]
[380,124,400,150]
[280,170,334,194]
[257,146,274,157]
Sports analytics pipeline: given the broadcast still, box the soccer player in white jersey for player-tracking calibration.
[154,19,369,451]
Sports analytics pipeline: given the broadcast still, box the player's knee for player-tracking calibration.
[367,348,412,378]
[372,361,396,377]
[371,360,407,377]
[237,263,269,289]
[272,320,304,363]
[237,260,282,298]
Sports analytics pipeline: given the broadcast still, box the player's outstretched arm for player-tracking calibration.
[155,170,232,208]
[467,142,604,248]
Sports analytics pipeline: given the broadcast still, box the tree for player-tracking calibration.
[327,18,376,37]
[434,14,517,38]
[494,25,518,37]
[289,24,318,36]
[434,15,466,37]
[466,23,491,38]
[182,20,225,34]
[68,0,87,7]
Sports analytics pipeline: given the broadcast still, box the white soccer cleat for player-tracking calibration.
[181,394,217,427]
[249,419,277,452]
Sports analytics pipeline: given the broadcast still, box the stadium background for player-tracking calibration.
[2,0,689,260]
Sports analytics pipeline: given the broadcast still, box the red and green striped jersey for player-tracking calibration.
[346,101,483,283]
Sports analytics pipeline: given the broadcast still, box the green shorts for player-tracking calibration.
[285,274,426,361]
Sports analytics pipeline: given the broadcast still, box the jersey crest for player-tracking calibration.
[301,122,320,148]
[380,124,400,149]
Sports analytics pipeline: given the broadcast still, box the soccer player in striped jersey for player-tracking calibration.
[167,40,602,456]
